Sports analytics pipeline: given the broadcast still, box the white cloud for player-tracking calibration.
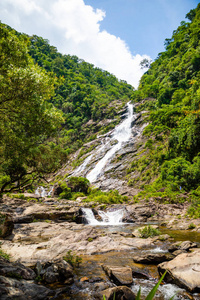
[0,0,150,88]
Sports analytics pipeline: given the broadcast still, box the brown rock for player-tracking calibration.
[0,213,14,237]
[102,265,133,286]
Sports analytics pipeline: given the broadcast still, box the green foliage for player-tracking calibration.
[67,176,90,194]
[28,35,134,150]
[0,243,10,260]
[58,181,72,200]
[188,223,196,229]
[138,225,161,238]
[58,177,90,199]
[63,250,82,268]
[0,23,64,192]
[85,189,129,204]
[131,4,200,201]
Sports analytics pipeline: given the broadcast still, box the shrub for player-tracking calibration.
[67,176,90,194]
[58,181,72,199]
[138,225,160,238]
[63,250,82,268]
[0,243,10,260]
[188,223,196,229]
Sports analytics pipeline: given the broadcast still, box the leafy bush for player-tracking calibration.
[85,189,129,204]
[138,225,161,238]
[0,243,10,260]
[67,176,90,194]
[58,181,72,199]
[63,250,82,268]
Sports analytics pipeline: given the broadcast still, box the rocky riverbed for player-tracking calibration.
[1,194,200,299]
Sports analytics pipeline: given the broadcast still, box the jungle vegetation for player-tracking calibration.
[0,21,133,193]
[0,3,200,209]
[129,4,200,210]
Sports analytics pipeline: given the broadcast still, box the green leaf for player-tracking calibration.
[136,287,141,300]
[145,271,167,300]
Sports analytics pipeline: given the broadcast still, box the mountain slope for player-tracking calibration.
[126,4,200,207]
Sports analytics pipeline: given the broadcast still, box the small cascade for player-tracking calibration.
[35,186,53,197]
[82,208,125,225]
[86,102,134,183]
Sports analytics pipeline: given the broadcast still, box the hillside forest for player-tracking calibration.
[0,3,200,214]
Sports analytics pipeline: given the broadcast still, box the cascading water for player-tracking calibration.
[82,208,124,225]
[86,102,134,183]
[35,186,53,197]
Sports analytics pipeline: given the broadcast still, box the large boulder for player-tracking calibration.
[100,286,135,300]
[102,265,133,286]
[158,250,200,293]
[0,213,14,237]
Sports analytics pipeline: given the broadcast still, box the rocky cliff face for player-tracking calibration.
[55,104,149,197]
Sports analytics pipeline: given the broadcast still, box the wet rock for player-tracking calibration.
[0,257,36,280]
[0,275,55,300]
[158,250,200,293]
[94,282,112,292]
[132,267,149,279]
[100,286,136,300]
[0,213,14,237]
[168,241,197,252]
[132,253,174,264]
[102,265,133,286]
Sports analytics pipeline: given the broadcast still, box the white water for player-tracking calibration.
[86,102,134,183]
[131,279,183,300]
[35,186,53,197]
[82,208,124,225]
[72,153,94,177]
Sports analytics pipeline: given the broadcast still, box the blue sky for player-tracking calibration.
[0,0,198,87]
[84,0,199,59]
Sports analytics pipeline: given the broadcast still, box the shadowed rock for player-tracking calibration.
[133,253,174,265]
[100,286,136,300]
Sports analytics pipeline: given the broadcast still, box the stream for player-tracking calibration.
[52,208,200,300]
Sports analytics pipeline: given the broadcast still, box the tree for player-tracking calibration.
[0,23,64,192]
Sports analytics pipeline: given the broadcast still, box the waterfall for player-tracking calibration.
[86,102,134,183]
[82,208,124,225]
[35,186,53,197]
